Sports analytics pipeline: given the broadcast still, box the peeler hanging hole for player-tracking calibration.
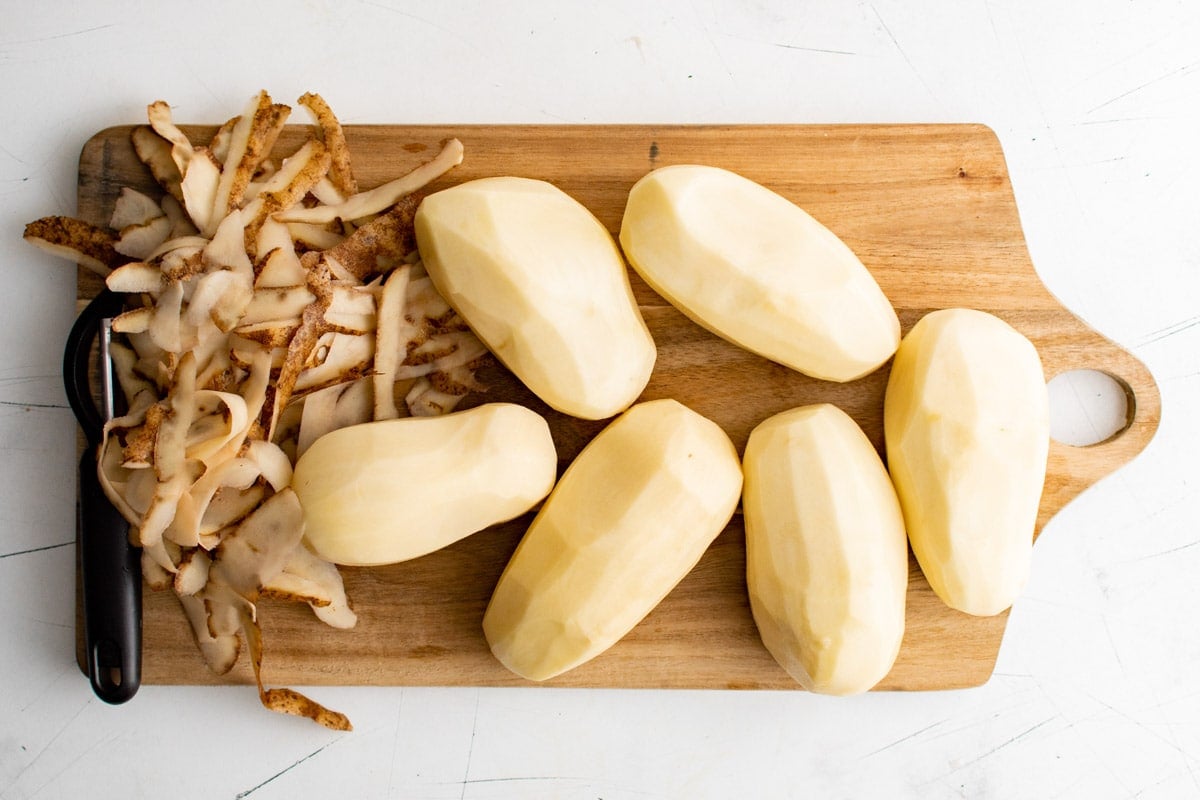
[1047,369,1133,447]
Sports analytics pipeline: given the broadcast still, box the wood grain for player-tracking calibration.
[75,123,1159,691]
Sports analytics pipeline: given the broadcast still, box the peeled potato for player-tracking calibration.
[483,398,743,681]
[619,164,900,382]
[292,403,557,566]
[884,308,1050,616]
[415,177,656,420]
[744,404,908,695]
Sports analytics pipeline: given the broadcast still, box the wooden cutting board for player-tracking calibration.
[75,123,1159,691]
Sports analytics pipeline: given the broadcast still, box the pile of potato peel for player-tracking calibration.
[26,90,487,730]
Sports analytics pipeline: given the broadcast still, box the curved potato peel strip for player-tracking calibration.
[213,92,289,220]
[280,543,356,629]
[110,187,165,230]
[297,377,373,457]
[138,353,198,552]
[184,390,248,466]
[243,139,331,250]
[174,545,212,596]
[322,195,420,282]
[106,261,164,294]
[210,488,304,599]
[147,280,185,352]
[298,91,357,196]
[274,138,463,225]
[293,331,374,394]
[181,456,261,543]
[23,216,124,276]
[142,550,174,592]
[159,194,197,238]
[146,100,195,174]
[131,125,184,205]
[115,216,172,260]
[245,440,293,491]
[147,235,208,263]
[308,177,346,206]
[286,222,343,252]
[240,600,351,731]
[185,269,237,328]
[373,265,412,420]
[180,148,222,236]
[178,591,240,675]
[200,485,264,538]
[241,285,316,325]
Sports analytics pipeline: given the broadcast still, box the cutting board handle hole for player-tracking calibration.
[1048,369,1132,447]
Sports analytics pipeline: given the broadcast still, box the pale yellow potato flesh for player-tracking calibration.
[291,403,557,566]
[884,308,1050,616]
[619,164,900,382]
[744,404,908,695]
[415,177,656,420]
[483,398,743,681]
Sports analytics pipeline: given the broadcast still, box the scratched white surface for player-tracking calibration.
[2,2,1197,798]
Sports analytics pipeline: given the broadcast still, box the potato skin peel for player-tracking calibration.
[884,308,1050,617]
[744,404,908,695]
[483,399,743,681]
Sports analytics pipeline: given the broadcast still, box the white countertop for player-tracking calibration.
[2,2,1197,798]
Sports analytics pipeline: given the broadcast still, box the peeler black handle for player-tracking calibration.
[64,289,142,704]
[78,448,142,703]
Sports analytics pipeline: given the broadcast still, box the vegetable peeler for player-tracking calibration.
[63,289,141,704]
